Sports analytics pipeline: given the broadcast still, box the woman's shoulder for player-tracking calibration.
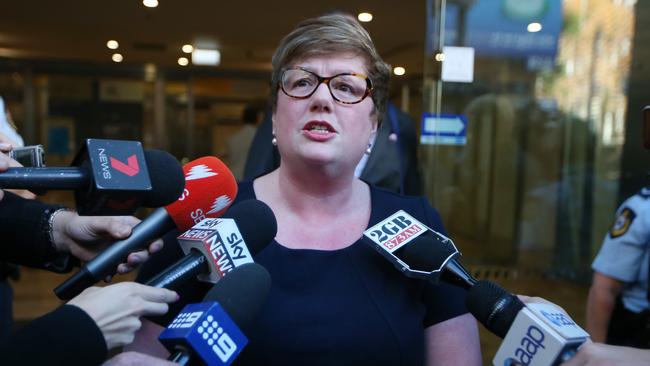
[368,184,445,233]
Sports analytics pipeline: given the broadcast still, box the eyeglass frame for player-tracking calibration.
[278,67,373,105]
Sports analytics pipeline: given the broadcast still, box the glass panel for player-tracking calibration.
[423,0,636,276]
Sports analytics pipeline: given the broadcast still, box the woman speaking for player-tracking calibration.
[132,13,481,365]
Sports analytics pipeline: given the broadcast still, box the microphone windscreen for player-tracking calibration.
[202,262,271,329]
[222,199,277,255]
[398,233,457,272]
[465,280,524,338]
[164,156,238,231]
[141,149,185,208]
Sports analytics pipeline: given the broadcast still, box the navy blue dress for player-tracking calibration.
[138,182,469,366]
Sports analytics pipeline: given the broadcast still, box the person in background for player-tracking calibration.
[226,105,264,181]
[0,96,24,148]
[586,186,650,348]
[131,13,480,365]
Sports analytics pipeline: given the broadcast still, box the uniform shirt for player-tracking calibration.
[592,187,650,313]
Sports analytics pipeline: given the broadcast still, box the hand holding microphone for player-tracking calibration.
[0,139,186,215]
[68,282,179,350]
[364,210,590,365]
[54,156,238,300]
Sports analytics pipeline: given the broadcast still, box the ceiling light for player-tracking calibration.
[111,53,123,63]
[358,12,373,22]
[527,22,542,32]
[393,67,406,76]
[142,0,159,8]
[178,57,189,66]
[192,48,220,66]
[182,44,194,53]
[435,53,445,62]
[106,40,119,50]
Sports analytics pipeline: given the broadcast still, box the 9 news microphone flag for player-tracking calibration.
[160,263,272,366]
[54,156,238,300]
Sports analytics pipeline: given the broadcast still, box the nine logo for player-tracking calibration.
[196,314,238,362]
[168,311,204,329]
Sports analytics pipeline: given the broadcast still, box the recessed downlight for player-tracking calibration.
[106,40,119,50]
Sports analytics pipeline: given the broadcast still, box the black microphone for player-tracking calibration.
[0,139,185,215]
[363,209,476,288]
[159,262,272,366]
[466,280,590,366]
[145,199,277,290]
[54,157,238,300]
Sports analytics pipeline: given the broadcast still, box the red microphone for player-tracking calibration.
[165,156,237,231]
[54,156,238,300]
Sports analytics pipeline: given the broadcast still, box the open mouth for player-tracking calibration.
[303,121,336,134]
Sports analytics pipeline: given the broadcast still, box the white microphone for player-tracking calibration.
[467,280,590,366]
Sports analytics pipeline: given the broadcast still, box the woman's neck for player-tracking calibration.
[277,163,358,209]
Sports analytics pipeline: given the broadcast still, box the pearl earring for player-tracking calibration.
[272,136,277,146]
[365,143,372,155]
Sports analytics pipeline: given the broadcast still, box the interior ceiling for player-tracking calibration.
[0,1,426,74]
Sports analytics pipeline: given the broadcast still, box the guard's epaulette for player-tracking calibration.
[639,187,650,198]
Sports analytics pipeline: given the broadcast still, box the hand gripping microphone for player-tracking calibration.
[54,156,238,300]
[159,262,271,366]
[363,209,476,288]
[0,139,185,215]
[466,281,590,366]
[144,199,277,291]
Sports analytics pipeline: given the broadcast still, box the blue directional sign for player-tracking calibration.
[420,113,467,146]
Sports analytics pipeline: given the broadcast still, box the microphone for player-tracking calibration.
[159,262,271,366]
[363,209,476,288]
[54,156,238,300]
[0,139,185,215]
[145,199,277,290]
[466,281,590,366]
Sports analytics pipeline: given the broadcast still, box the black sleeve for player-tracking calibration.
[1,305,107,365]
[135,230,211,326]
[0,191,68,269]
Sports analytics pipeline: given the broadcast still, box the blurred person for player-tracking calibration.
[225,104,264,180]
[0,96,24,148]
[586,186,650,348]
[131,14,480,365]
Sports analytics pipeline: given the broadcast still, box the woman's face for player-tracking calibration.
[272,53,377,171]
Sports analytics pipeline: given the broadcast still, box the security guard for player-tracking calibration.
[587,186,650,348]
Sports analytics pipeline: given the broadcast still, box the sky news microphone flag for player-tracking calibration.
[54,156,238,300]
[0,139,185,215]
[145,199,278,290]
